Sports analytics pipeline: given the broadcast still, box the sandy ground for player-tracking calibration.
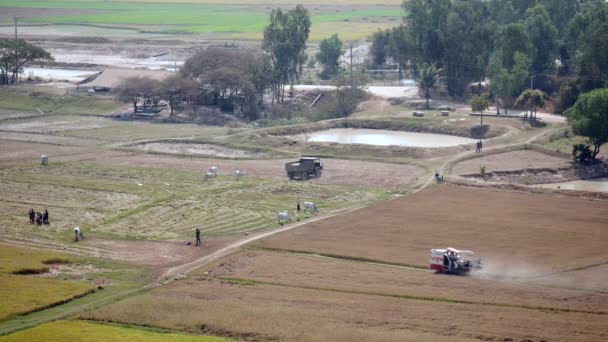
[257,184,608,273]
[451,149,572,175]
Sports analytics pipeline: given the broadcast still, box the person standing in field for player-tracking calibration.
[28,209,35,224]
[43,209,49,225]
[296,197,301,214]
[479,140,483,152]
[195,228,201,246]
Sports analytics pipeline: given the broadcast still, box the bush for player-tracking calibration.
[572,143,593,164]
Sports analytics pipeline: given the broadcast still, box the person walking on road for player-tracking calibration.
[479,140,483,152]
[195,228,201,246]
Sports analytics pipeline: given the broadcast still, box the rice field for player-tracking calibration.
[0,245,94,321]
[0,320,233,342]
[0,161,389,242]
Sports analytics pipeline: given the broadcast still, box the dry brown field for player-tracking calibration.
[256,185,608,274]
[82,184,608,342]
[451,150,572,175]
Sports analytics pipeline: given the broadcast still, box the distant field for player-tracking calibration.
[0,0,401,40]
[0,245,93,321]
[0,320,233,342]
[0,91,120,116]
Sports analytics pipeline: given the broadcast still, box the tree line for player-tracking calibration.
[370,0,608,111]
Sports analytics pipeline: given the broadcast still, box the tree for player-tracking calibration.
[488,51,530,114]
[471,93,489,125]
[160,75,198,117]
[515,89,547,120]
[525,4,558,73]
[370,29,390,66]
[263,5,311,103]
[565,88,608,160]
[415,63,444,109]
[116,76,161,113]
[316,34,343,79]
[0,39,53,85]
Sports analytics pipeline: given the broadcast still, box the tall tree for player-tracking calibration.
[370,29,390,66]
[316,34,343,79]
[0,39,52,85]
[525,4,558,74]
[414,63,444,109]
[565,88,608,159]
[263,5,311,103]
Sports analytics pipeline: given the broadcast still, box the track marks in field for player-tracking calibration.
[216,276,608,315]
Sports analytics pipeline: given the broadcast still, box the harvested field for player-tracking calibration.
[103,154,425,190]
[84,276,607,342]
[256,185,608,274]
[131,142,268,159]
[0,320,233,342]
[0,116,113,134]
[0,160,388,242]
[451,149,572,175]
[211,250,608,313]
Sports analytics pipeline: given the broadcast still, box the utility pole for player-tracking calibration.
[13,16,23,39]
[349,43,353,88]
[530,75,535,90]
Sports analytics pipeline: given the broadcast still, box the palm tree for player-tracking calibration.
[414,63,444,109]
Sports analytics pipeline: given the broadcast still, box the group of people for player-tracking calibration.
[434,171,444,183]
[475,140,484,153]
[28,209,49,225]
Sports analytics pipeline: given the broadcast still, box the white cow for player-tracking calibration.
[235,169,245,179]
[209,166,218,176]
[277,211,292,224]
[303,201,318,213]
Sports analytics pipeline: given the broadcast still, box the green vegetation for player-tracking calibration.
[0,320,233,342]
[0,39,52,85]
[0,90,119,115]
[0,245,93,321]
[373,0,607,106]
[0,1,399,39]
[565,88,608,159]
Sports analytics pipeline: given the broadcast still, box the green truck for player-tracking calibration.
[285,157,323,180]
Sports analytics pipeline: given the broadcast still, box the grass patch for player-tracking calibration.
[0,245,73,275]
[0,90,119,116]
[0,320,233,341]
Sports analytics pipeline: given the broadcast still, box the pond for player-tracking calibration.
[293,128,478,148]
[532,177,608,193]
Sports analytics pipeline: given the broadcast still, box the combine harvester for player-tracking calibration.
[430,247,482,275]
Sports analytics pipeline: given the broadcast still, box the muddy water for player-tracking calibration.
[294,128,477,148]
[533,177,608,193]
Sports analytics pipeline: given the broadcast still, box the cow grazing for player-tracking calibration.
[303,201,318,213]
[277,211,292,224]
[209,166,218,176]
